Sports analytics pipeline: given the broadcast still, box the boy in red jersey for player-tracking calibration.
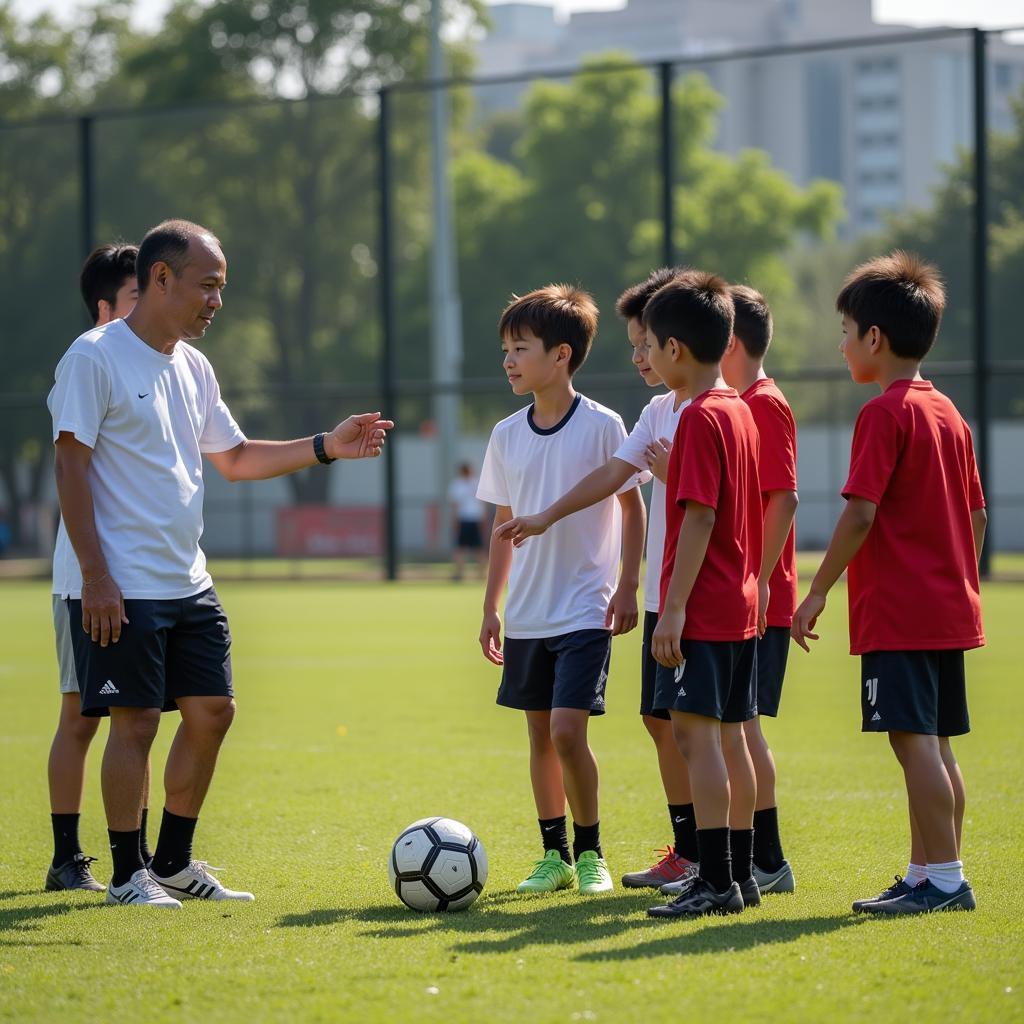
[792,252,986,915]
[721,286,798,896]
[643,271,763,919]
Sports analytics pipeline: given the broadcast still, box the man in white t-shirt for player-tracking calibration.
[496,268,699,890]
[46,243,146,895]
[48,219,393,909]
[477,284,647,897]
[448,462,487,581]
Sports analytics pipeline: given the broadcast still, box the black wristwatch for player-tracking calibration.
[313,432,335,465]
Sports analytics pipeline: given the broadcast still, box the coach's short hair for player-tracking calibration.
[136,219,221,293]
[80,244,138,324]
[643,270,735,364]
[615,267,688,322]
[499,284,599,376]
[835,251,945,360]
[730,285,773,359]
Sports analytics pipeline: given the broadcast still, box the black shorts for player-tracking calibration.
[640,611,670,720]
[754,626,791,718]
[860,650,969,736]
[498,629,611,715]
[68,587,233,718]
[456,520,483,549]
[653,637,757,724]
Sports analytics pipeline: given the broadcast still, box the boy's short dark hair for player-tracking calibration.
[499,284,599,375]
[643,270,735,364]
[80,244,138,324]
[615,267,688,322]
[136,219,221,293]
[835,250,946,360]
[730,285,773,358]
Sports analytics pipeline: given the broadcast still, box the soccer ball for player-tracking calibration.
[388,817,488,912]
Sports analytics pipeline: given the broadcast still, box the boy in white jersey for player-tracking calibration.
[496,269,697,889]
[477,284,647,896]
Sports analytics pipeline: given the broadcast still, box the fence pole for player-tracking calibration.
[972,28,991,578]
[378,87,399,581]
[659,62,674,268]
[79,115,95,262]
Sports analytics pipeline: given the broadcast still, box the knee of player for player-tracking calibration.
[62,711,102,744]
[642,714,672,745]
[206,697,236,737]
[110,707,162,746]
[549,720,587,756]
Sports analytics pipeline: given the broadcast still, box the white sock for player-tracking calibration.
[927,860,965,893]
[905,862,927,886]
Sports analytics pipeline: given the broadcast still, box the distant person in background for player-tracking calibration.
[45,243,142,894]
[449,462,487,581]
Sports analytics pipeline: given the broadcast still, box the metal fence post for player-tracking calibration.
[659,62,674,268]
[972,28,991,578]
[378,87,399,581]
[79,115,95,262]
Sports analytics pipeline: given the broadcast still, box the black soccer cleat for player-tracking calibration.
[647,877,744,918]
[852,874,914,913]
[738,875,761,908]
[860,879,976,916]
[45,853,105,892]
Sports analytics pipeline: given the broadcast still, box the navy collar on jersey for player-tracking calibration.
[528,393,582,436]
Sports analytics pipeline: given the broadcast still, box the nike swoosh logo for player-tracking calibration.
[543,826,557,832]
[138,392,149,398]
[674,816,687,823]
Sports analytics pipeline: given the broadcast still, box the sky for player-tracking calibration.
[10,0,1024,33]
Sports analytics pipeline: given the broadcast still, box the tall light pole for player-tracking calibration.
[430,0,463,553]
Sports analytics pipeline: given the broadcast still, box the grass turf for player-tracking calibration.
[0,578,1021,1023]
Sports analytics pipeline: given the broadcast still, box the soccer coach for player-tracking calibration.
[48,219,392,908]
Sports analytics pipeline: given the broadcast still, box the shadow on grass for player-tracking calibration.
[0,898,107,935]
[573,912,865,961]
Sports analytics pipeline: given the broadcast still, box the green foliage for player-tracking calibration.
[1,577,1022,1021]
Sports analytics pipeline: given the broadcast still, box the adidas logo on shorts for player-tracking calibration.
[871,711,882,722]
[98,680,119,695]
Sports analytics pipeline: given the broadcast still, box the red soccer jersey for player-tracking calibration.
[842,379,985,654]
[660,387,762,641]
[741,378,798,628]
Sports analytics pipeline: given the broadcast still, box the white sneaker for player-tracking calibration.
[150,860,255,902]
[106,868,182,908]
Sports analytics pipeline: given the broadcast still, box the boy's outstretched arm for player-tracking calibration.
[652,501,715,668]
[607,487,646,636]
[791,497,876,652]
[758,489,799,636]
[494,458,636,546]
[480,505,513,665]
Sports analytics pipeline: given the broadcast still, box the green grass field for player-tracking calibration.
[1,578,1022,1023]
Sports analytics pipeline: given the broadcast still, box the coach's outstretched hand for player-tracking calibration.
[325,412,395,460]
[493,512,551,547]
[791,591,825,652]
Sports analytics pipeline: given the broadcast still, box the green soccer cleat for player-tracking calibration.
[575,850,614,894]
[516,849,575,894]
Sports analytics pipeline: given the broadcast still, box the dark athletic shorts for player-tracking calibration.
[68,587,233,718]
[640,611,670,720]
[754,626,791,718]
[456,520,483,549]
[860,650,969,736]
[653,637,757,723]
[498,629,611,715]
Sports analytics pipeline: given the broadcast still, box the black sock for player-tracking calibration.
[696,827,732,893]
[51,813,83,867]
[753,806,785,873]
[152,809,198,878]
[572,821,601,860]
[108,829,145,887]
[668,803,699,862]
[139,807,152,865]
[538,816,571,864]
[730,827,754,883]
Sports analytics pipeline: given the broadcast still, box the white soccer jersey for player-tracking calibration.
[48,319,246,600]
[614,390,689,613]
[477,393,647,639]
